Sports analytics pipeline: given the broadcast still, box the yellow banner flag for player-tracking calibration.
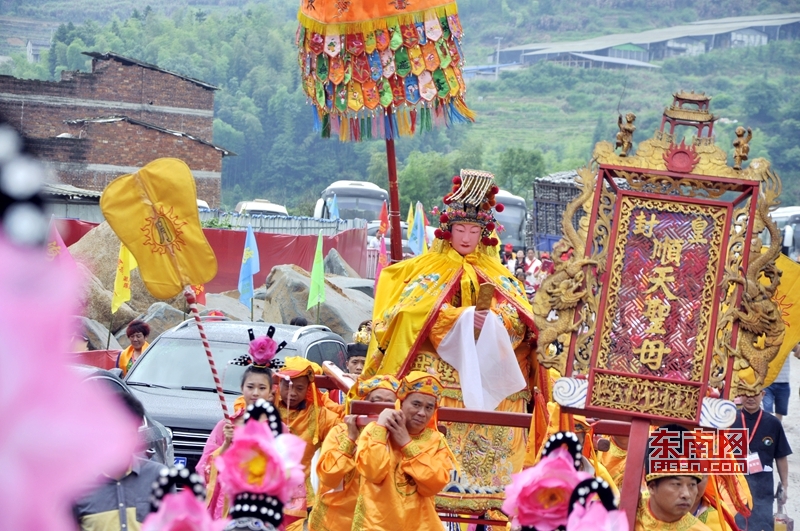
[764,254,800,385]
[406,201,414,240]
[100,158,218,300]
[111,243,138,313]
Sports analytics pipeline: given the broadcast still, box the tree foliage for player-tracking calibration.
[499,148,546,197]
[2,0,800,210]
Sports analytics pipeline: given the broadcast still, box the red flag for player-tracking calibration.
[46,217,75,267]
[374,235,389,292]
[378,200,389,236]
[193,284,206,305]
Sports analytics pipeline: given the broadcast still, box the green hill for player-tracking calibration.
[1,2,799,210]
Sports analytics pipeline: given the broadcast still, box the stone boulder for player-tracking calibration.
[323,249,360,278]
[117,302,187,348]
[219,289,240,299]
[261,265,373,342]
[80,316,122,351]
[69,221,185,313]
[199,308,243,321]
[202,293,262,322]
[326,277,375,299]
[77,263,138,333]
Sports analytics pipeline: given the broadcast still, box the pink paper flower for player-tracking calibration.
[248,336,278,366]
[142,489,228,531]
[216,419,305,503]
[566,500,629,531]
[0,235,139,531]
[501,446,592,531]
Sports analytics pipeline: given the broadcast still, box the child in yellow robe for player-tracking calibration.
[352,372,455,531]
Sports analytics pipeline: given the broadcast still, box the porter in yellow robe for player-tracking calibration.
[307,423,359,531]
[275,358,340,519]
[364,243,539,512]
[352,372,454,531]
[598,436,628,490]
[635,496,712,531]
[308,375,400,531]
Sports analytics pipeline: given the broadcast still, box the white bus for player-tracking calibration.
[494,190,527,251]
[235,199,289,216]
[764,206,800,259]
[314,181,389,221]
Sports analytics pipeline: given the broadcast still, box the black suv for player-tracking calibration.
[74,365,174,466]
[124,319,347,471]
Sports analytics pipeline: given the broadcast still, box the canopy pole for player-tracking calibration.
[386,136,403,263]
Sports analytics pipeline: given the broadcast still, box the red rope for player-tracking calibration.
[184,286,230,420]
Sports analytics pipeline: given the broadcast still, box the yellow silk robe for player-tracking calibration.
[598,437,627,491]
[695,506,723,531]
[352,422,453,531]
[635,498,712,531]
[277,398,340,513]
[308,423,359,531]
[363,244,539,513]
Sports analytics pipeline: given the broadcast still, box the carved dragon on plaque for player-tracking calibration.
[728,167,785,395]
[533,166,599,374]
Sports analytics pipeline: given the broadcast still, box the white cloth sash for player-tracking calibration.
[437,307,526,411]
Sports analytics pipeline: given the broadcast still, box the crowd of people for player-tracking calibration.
[500,246,555,303]
[70,169,793,531]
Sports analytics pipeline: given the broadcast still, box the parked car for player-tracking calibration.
[73,364,174,466]
[124,319,348,471]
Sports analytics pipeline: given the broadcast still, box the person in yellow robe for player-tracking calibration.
[598,434,628,491]
[529,404,620,499]
[637,424,711,531]
[359,169,541,514]
[691,474,753,531]
[352,372,455,531]
[274,357,341,531]
[308,375,400,531]
[637,477,712,531]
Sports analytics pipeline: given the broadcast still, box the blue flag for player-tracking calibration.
[238,225,260,310]
[407,201,426,256]
[329,193,340,220]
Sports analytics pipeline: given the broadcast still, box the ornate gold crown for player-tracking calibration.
[353,328,370,345]
[434,169,504,246]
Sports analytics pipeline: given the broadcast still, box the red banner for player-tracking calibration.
[201,228,368,292]
[57,219,368,293]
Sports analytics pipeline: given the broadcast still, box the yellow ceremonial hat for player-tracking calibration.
[278,356,322,381]
[398,371,443,402]
[572,414,590,432]
[356,374,400,400]
[276,356,325,443]
[645,466,704,484]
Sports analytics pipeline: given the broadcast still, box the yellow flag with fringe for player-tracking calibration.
[100,158,217,300]
[764,254,800,385]
[111,243,138,313]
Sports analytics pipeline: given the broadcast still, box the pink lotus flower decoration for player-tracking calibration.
[566,499,629,531]
[501,446,592,531]
[0,235,139,531]
[249,336,278,366]
[142,489,228,531]
[216,419,305,503]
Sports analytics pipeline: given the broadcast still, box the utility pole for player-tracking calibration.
[495,37,503,80]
